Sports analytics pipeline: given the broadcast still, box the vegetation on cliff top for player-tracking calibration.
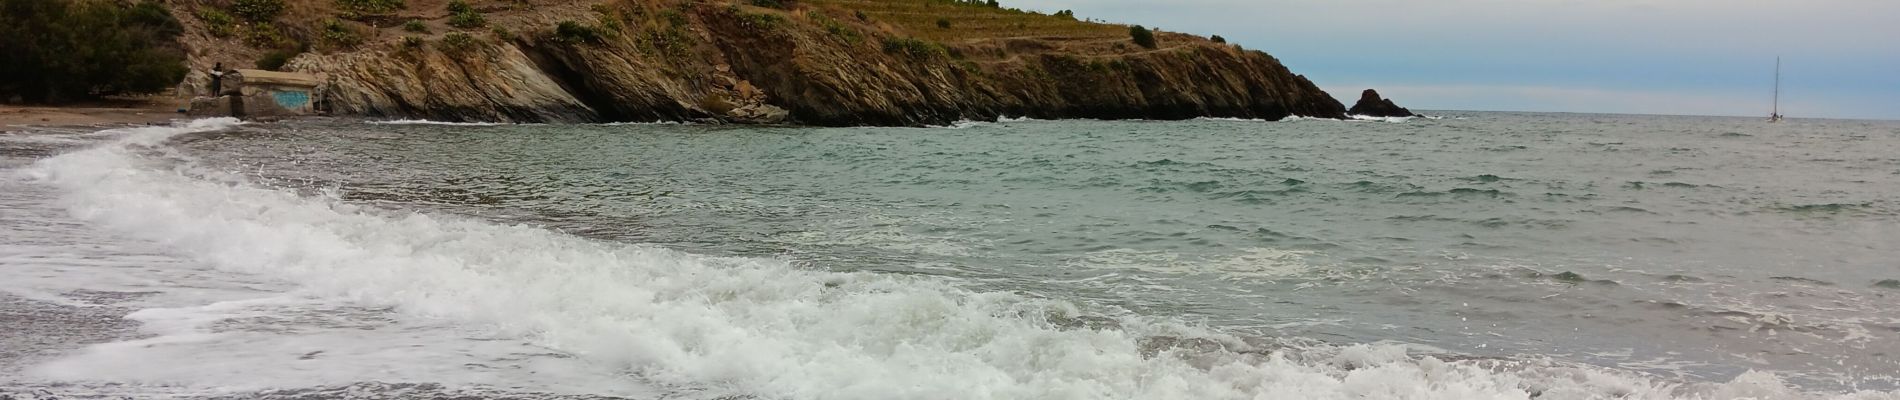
[0,0,189,103]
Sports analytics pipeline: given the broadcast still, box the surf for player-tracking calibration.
[15,119,1894,400]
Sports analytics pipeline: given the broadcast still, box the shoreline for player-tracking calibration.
[0,98,187,129]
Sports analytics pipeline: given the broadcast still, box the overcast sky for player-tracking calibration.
[1008,0,1900,119]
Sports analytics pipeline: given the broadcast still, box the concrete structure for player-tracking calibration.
[187,69,321,119]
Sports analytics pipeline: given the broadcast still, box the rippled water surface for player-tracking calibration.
[5,113,1900,399]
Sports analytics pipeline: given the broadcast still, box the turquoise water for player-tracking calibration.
[5,113,1899,398]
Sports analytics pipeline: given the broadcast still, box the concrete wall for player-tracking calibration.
[186,72,320,119]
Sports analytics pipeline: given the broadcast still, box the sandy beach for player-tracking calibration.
[0,97,187,129]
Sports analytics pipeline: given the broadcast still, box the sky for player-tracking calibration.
[1007,0,1900,120]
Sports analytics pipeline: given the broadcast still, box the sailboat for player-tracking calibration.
[1769,57,1785,123]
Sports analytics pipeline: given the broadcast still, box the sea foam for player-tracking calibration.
[18,119,1897,400]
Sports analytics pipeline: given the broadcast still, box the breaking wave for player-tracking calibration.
[18,119,1896,400]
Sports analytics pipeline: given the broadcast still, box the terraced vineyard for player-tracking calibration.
[803,0,1121,42]
[800,0,1219,64]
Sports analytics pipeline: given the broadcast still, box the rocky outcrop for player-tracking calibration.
[189,2,1349,126]
[1347,89,1414,118]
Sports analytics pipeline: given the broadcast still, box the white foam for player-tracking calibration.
[18,119,1898,400]
[925,119,995,129]
[1195,117,1271,122]
[926,115,1048,128]
[367,119,506,126]
[1348,115,1418,123]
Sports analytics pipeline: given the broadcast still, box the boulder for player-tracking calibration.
[1348,89,1415,117]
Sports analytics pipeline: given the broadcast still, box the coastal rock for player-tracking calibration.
[174,1,1349,126]
[726,104,790,124]
[1348,89,1415,118]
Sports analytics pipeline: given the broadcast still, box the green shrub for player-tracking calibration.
[1210,35,1225,44]
[231,0,284,21]
[553,20,603,44]
[748,0,784,9]
[594,11,621,32]
[449,10,486,28]
[320,19,361,47]
[244,21,293,48]
[880,37,944,59]
[490,26,515,40]
[401,36,424,48]
[853,10,867,21]
[447,0,486,28]
[197,9,237,37]
[935,18,949,29]
[1052,9,1073,19]
[659,9,687,27]
[336,0,404,16]
[403,19,429,32]
[985,0,998,7]
[812,13,859,42]
[255,50,296,70]
[0,0,189,102]
[1129,25,1156,49]
[737,11,785,30]
[438,32,478,53]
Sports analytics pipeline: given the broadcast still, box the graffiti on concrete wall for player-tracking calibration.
[272,90,311,110]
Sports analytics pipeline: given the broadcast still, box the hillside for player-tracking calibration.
[168,0,1349,125]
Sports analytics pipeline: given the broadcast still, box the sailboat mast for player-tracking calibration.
[1773,57,1781,117]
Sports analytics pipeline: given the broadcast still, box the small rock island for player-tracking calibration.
[1347,89,1415,118]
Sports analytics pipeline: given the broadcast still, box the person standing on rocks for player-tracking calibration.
[209,63,225,96]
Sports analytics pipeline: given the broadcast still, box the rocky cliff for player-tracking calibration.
[169,0,1348,125]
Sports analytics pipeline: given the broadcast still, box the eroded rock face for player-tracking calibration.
[247,4,1349,125]
[1347,89,1415,118]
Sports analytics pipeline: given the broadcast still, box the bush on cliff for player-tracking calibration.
[1129,25,1156,49]
[446,0,485,28]
[231,0,284,21]
[553,20,605,44]
[438,32,479,54]
[336,0,403,17]
[0,0,189,103]
[255,50,296,70]
[881,37,945,59]
[320,19,362,48]
[198,8,237,37]
[1211,35,1225,43]
[243,21,294,48]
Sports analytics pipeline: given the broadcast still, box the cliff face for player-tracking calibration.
[177,0,1347,125]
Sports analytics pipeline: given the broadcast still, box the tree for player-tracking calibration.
[0,0,189,103]
[1211,35,1225,44]
[1129,25,1156,49]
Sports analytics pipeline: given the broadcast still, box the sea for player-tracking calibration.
[2,112,1898,399]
